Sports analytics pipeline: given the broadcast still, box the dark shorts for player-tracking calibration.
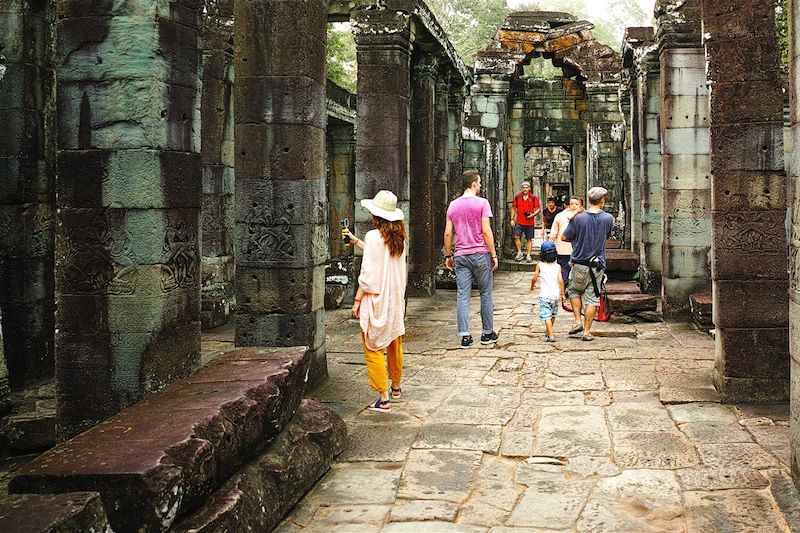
[513,224,535,240]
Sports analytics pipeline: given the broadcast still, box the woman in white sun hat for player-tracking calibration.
[343,190,407,412]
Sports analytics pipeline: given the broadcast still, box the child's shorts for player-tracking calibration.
[539,297,559,320]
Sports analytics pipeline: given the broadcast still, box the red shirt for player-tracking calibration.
[513,193,540,226]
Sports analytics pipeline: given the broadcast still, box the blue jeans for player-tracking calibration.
[455,253,494,336]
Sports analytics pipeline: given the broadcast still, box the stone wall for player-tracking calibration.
[790,0,800,491]
[587,122,625,235]
[54,0,203,438]
[0,0,56,389]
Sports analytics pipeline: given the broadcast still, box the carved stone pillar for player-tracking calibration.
[234,0,329,386]
[0,0,55,389]
[327,122,355,261]
[447,87,466,203]
[636,48,663,294]
[200,0,235,329]
[656,0,712,318]
[352,10,412,242]
[407,55,438,296]
[702,0,788,403]
[54,1,202,438]
[789,0,800,491]
[433,74,450,259]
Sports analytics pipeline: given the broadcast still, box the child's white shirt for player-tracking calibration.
[538,262,561,301]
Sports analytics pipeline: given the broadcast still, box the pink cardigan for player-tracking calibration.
[358,229,407,350]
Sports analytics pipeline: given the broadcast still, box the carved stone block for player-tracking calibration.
[715,327,789,380]
[709,124,783,173]
[713,280,790,328]
[235,76,326,129]
[709,81,783,126]
[235,123,325,181]
[236,265,325,315]
[711,171,786,210]
[236,308,325,350]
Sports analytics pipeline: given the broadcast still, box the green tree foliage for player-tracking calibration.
[776,0,789,68]
[326,23,357,92]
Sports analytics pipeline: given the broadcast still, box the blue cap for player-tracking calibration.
[540,241,556,253]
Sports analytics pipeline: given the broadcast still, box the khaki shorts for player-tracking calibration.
[567,263,605,307]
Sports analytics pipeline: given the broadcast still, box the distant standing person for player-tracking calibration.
[561,187,614,341]
[549,195,584,310]
[346,190,407,412]
[443,170,499,349]
[541,196,563,238]
[510,181,540,263]
[529,241,566,342]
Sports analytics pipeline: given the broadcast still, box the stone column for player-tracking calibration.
[352,10,412,240]
[0,0,55,389]
[433,74,450,259]
[447,87,465,203]
[656,0,712,318]
[234,0,328,386]
[586,122,625,236]
[200,0,235,329]
[636,48,663,293]
[506,95,526,254]
[327,122,355,261]
[408,55,437,296]
[55,1,202,438]
[620,75,638,249]
[789,0,800,491]
[702,0,788,402]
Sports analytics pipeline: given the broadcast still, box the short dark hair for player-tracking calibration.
[547,196,558,203]
[462,169,481,191]
[569,195,584,206]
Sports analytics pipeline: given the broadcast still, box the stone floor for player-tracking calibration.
[274,271,799,532]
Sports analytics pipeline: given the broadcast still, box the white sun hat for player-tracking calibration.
[360,190,404,221]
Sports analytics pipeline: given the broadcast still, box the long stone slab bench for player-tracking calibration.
[174,399,347,531]
[0,492,112,532]
[10,346,311,533]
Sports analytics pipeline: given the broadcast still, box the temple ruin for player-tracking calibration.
[0,0,800,530]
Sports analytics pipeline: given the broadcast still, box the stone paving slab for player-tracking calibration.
[283,272,797,532]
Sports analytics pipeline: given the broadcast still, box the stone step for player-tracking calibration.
[11,346,311,533]
[604,281,642,295]
[173,399,347,532]
[690,293,714,332]
[605,249,639,273]
[0,410,55,452]
[0,492,112,533]
[607,293,658,314]
[200,295,232,330]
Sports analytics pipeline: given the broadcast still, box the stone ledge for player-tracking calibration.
[607,293,657,314]
[690,293,714,332]
[173,399,347,532]
[0,492,112,533]
[711,369,789,403]
[10,346,311,533]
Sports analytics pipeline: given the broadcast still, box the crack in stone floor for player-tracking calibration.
[275,271,798,532]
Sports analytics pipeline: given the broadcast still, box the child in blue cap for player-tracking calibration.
[530,241,567,342]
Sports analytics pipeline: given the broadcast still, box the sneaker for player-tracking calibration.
[545,336,557,343]
[525,254,533,263]
[480,331,499,345]
[461,336,474,349]
[514,252,524,261]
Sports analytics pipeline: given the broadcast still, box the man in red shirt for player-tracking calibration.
[510,181,541,262]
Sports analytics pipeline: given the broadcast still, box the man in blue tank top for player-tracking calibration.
[561,187,614,341]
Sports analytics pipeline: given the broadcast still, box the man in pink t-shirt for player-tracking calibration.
[443,170,499,349]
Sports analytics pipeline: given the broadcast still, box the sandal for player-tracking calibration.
[391,387,402,399]
[581,333,595,342]
[568,324,584,337]
[367,399,391,412]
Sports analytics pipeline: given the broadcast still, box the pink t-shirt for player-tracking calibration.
[447,195,493,257]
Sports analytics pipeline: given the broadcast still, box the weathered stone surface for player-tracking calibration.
[414,423,501,453]
[0,492,112,533]
[303,462,403,506]
[340,423,419,462]
[389,499,459,522]
[173,400,347,533]
[676,468,769,490]
[577,470,684,532]
[684,489,789,533]
[384,522,487,533]
[613,431,700,469]
[607,401,675,431]
[11,347,310,532]
[696,443,780,469]
[535,406,611,456]
[397,449,482,503]
[0,409,55,452]
[607,293,657,314]
[509,472,593,529]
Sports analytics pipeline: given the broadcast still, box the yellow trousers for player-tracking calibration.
[361,334,403,393]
